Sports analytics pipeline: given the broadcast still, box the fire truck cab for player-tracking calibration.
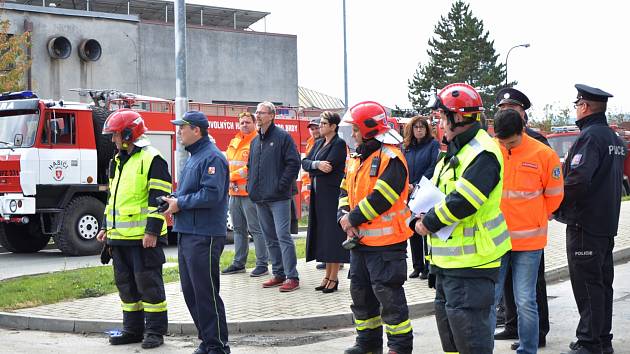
[0,90,319,256]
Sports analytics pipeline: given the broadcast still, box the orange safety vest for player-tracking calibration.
[499,133,564,251]
[300,136,316,200]
[346,144,412,246]
[226,131,257,196]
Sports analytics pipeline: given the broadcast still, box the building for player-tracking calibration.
[0,0,298,105]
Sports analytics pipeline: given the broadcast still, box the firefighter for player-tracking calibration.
[555,84,626,354]
[301,117,322,204]
[338,101,413,354]
[411,83,511,354]
[96,109,172,349]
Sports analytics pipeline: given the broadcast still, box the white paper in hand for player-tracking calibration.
[408,176,444,215]
[408,176,457,241]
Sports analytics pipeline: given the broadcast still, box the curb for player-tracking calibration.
[2,247,629,335]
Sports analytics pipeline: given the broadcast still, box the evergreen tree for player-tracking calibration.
[408,1,509,113]
[0,16,31,92]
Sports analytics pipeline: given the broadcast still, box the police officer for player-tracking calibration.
[555,84,626,354]
[338,101,414,354]
[494,88,551,351]
[412,83,511,354]
[162,111,231,354]
[96,109,172,349]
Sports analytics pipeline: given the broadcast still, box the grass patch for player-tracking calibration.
[298,215,308,227]
[0,238,306,311]
[623,195,630,202]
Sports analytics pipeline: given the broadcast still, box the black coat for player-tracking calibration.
[247,123,301,203]
[554,113,627,236]
[302,134,349,263]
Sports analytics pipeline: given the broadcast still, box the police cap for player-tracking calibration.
[574,84,613,103]
[171,111,209,129]
[496,88,531,110]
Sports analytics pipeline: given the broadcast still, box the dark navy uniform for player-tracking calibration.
[555,85,626,354]
[171,112,231,354]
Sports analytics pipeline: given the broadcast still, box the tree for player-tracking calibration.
[408,1,508,114]
[0,16,31,92]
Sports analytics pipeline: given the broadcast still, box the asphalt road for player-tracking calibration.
[1,260,629,354]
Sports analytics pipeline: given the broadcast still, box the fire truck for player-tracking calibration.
[0,90,321,256]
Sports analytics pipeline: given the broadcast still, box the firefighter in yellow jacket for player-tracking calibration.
[96,109,172,349]
[411,83,511,354]
[338,101,413,354]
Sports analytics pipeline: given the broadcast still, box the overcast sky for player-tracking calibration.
[201,0,629,118]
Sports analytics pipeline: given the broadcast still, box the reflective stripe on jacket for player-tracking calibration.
[344,144,412,246]
[226,131,256,196]
[300,136,316,200]
[499,133,564,251]
[428,129,511,269]
[105,146,169,241]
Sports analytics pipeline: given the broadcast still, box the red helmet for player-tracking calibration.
[344,101,389,139]
[102,109,147,142]
[436,83,484,114]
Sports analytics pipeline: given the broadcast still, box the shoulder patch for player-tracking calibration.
[552,166,561,179]
[570,154,582,167]
[382,147,397,158]
[208,166,216,175]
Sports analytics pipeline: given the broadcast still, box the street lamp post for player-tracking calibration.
[505,43,530,87]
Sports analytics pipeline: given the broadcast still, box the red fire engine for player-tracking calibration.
[0,90,321,256]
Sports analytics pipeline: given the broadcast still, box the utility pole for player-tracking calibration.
[174,0,188,182]
[343,0,348,108]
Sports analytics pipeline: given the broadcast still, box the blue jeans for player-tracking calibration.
[491,250,542,354]
[229,196,268,268]
[255,199,299,280]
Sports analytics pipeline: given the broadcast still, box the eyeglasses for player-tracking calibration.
[573,102,586,109]
[255,111,271,115]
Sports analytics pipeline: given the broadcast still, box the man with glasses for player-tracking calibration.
[222,112,269,277]
[162,111,231,354]
[247,101,301,292]
[555,85,626,354]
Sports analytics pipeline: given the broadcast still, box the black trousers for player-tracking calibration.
[112,245,167,336]
[566,225,614,353]
[349,249,413,354]
[408,233,429,273]
[435,273,495,354]
[503,250,550,338]
[179,234,231,354]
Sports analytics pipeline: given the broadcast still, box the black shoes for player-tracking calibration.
[141,334,164,349]
[221,264,245,274]
[419,271,429,279]
[322,279,339,293]
[315,277,330,291]
[109,331,143,345]
[409,269,420,278]
[344,343,383,354]
[494,329,519,340]
[510,337,546,350]
[568,341,614,354]
[192,345,207,354]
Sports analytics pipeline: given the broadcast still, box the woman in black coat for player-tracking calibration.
[302,111,349,293]
[403,115,440,279]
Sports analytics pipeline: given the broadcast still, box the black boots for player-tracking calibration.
[344,343,383,354]
[141,334,164,349]
[109,331,143,345]
[109,331,163,349]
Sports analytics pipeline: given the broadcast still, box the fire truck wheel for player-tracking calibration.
[0,220,51,253]
[90,107,115,184]
[55,196,104,256]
